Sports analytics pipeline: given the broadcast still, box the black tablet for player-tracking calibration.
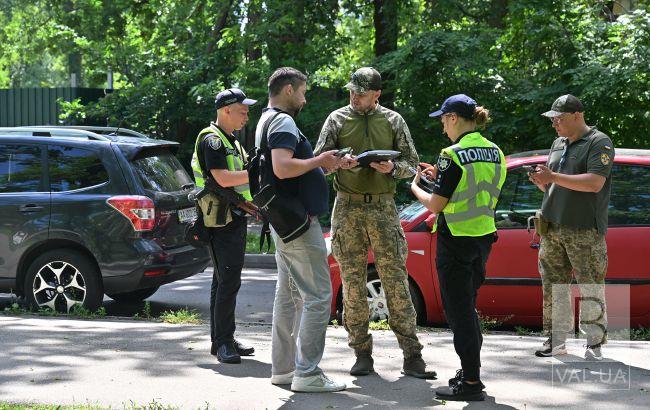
[355,150,401,167]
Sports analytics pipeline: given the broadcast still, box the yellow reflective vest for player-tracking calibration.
[191,125,252,201]
[433,132,506,236]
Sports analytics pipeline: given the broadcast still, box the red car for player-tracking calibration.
[327,149,650,328]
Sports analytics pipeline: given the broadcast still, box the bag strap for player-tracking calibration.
[260,108,286,155]
[259,220,272,254]
[257,109,285,254]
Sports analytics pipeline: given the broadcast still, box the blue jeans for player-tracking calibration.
[271,219,332,378]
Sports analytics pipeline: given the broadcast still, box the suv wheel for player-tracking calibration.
[108,286,160,303]
[25,250,103,313]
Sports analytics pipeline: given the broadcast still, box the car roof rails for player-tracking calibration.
[0,126,111,141]
[0,126,150,141]
[38,126,149,139]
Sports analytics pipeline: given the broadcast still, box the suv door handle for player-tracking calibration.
[19,204,44,212]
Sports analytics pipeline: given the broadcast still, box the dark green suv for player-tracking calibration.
[0,126,210,312]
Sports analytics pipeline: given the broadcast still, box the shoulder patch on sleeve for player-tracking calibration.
[437,152,452,171]
[600,153,611,166]
[208,136,222,151]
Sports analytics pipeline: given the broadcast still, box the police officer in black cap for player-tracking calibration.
[190,88,258,363]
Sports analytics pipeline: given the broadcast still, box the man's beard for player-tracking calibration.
[291,103,304,118]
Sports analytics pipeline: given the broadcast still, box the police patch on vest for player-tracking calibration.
[437,154,452,171]
[600,153,610,166]
[455,147,501,165]
[208,137,222,151]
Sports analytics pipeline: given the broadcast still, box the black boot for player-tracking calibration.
[216,342,241,364]
[435,381,485,402]
[234,339,255,356]
[448,369,485,390]
[350,354,374,376]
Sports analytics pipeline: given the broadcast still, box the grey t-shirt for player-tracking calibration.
[254,108,329,216]
[541,127,614,234]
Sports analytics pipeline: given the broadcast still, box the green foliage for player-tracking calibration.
[1,0,649,194]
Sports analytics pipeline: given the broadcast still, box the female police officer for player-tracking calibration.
[411,94,506,402]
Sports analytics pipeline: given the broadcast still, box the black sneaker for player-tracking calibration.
[435,381,485,402]
[584,343,603,361]
[535,337,567,357]
[448,369,485,390]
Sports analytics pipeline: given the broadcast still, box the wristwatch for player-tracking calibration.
[390,166,398,178]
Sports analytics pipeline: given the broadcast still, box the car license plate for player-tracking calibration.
[178,207,197,223]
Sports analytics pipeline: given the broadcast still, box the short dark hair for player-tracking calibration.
[268,67,307,97]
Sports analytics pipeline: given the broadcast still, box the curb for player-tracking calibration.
[243,253,276,269]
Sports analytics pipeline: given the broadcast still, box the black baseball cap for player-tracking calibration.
[541,94,584,117]
[429,94,477,119]
[215,88,257,109]
[345,67,382,94]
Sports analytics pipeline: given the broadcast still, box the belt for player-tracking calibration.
[336,192,394,204]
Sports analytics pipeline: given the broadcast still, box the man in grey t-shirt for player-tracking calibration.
[256,67,345,393]
[529,94,613,361]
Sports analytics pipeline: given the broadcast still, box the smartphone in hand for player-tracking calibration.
[523,165,538,175]
[335,147,353,158]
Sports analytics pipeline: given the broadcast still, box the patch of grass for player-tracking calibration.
[4,302,22,313]
[160,308,202,324]
[608,327,650,341]
[478,312,514,334]
[246,232,275,254]
[514,326,538,336]
[0,403,103,410]
[3,303,106,319]
[0,400,179,410]
[631,327,650,341]
[368,319,391,331]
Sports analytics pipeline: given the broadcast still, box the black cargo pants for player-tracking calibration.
[436,229,495,382]
[208,213,247,346]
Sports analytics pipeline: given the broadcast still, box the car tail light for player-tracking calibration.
[106,196,155,232]
[144,268,168,277]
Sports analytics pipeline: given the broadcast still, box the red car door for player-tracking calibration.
[478,162,546,325]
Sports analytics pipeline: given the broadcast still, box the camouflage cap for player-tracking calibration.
[541,94,584,117]
[345,67,382,94]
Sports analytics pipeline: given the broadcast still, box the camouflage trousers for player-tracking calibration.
[538,223,608,344]
[331,194,422,358]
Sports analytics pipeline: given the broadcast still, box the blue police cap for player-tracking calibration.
[429,94,477,119]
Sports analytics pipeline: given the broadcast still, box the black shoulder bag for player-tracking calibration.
[248,111,311,249]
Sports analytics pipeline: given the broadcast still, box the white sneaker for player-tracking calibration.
[271,371,294,385]
[290,373,346,393]
[585,344,603,361]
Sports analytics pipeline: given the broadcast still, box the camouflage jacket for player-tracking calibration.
[315,104,419,195]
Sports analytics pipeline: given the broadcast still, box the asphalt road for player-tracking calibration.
[0,267,278,324]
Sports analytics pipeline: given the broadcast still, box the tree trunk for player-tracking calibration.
[373,0,398,108]
[64,0,82,87]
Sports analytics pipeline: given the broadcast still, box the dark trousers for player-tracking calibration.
[208,214,247,346]
[436,231,494,382]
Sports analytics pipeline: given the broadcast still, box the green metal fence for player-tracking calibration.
[0,87,106,127]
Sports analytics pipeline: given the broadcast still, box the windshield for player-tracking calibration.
[399,201,426,222]
[131,150,193,193]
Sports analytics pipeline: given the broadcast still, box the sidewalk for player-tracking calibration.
[1,316,649,409]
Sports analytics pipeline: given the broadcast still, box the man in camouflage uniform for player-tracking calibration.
[314,67,435,379]
[530,95,613,361]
